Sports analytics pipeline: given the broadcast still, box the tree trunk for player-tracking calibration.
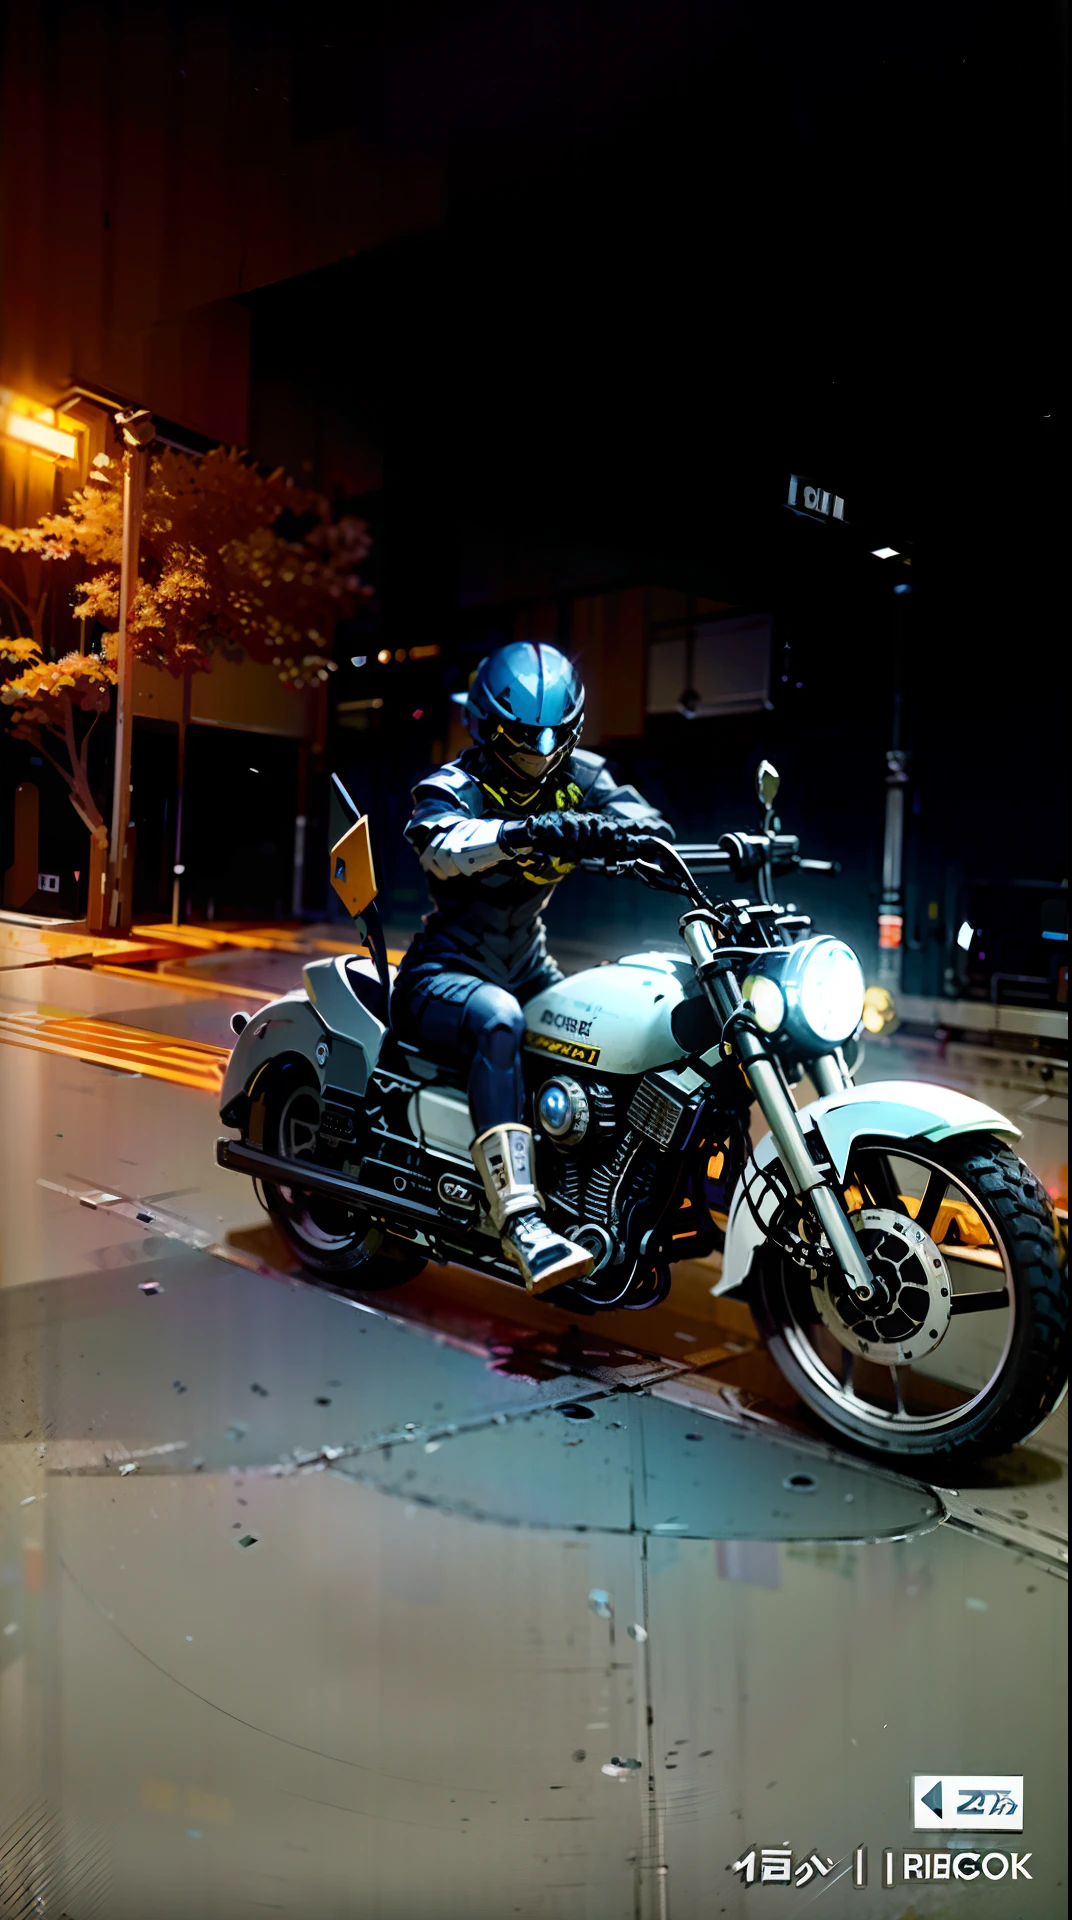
[2,783,40,910]
[86,827,109,934]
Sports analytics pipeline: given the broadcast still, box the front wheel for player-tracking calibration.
[750,1133,1067,1463]
[254,1064,426,1289]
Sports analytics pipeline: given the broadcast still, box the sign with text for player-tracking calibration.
[913,1775,1024,1831]
[787,474,846,520]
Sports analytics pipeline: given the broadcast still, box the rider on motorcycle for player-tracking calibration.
[393,641,674,1292]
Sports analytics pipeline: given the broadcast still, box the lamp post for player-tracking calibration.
[876,583,912,994]
[107,407,154,932]
[171,665,192,926]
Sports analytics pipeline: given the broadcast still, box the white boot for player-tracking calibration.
[471,1122,593,1292]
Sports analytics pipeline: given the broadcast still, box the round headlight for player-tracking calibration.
[794,938,865,1046]
[743,973,786,1034]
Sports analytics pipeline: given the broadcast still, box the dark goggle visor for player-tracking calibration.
[492,720,576,759]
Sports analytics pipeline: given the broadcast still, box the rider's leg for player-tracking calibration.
[460,985,591,1291]
[410,979,592,1292]
[460,983,525,1133]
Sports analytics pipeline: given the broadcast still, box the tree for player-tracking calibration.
[1,446,370,896]
[0,636,115,843]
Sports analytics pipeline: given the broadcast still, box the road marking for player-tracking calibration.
[1,1010,229,1092]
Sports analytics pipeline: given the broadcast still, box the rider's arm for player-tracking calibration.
[405,770,525,880]
[570,750,676,841]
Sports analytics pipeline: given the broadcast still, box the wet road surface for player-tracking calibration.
[0,949,1066,1919]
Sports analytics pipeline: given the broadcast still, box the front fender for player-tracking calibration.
[714,1078,1021,1296]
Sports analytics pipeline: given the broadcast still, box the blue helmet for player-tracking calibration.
[464,643,584,781]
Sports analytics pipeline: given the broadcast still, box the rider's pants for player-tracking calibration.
[391,970,530,1135]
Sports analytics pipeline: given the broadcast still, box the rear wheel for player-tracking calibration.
[254,1064,425,1288]
[751,1133,1067,1463]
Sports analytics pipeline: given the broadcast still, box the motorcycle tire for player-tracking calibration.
[254,1061,426,1289]
[750,1133,1067,1464]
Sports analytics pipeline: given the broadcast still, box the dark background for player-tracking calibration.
[241,0,1066,990]
[2,0,1067,989]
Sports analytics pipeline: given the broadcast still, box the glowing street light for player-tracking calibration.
[0,390,78,462]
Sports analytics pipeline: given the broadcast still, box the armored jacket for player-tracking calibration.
[398,747,672,993]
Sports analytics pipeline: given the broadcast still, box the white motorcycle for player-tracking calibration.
[216,764,1067,1464]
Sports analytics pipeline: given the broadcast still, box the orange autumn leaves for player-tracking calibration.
[0,444,371,836]
[0,642,116,717]
[3,444,370,687]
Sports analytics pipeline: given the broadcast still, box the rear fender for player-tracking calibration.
[301,956,386,1068]
[219,991,327,1124]
[219,960,386,1121]
[714,1078,1021,1296]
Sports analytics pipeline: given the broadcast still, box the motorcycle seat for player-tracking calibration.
[343,956,389,1026]
[345,945,468,1092]
[374,1028,468,1092]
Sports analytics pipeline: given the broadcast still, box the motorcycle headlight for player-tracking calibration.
[741,972,786,1034]
[790,936,865,1047]
[745,936,865,1052]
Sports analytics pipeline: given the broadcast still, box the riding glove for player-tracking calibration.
[502,811,634,859]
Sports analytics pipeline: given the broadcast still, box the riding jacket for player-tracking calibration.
[398,747,672,993]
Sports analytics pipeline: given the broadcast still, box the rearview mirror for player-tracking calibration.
[756,760,781,807]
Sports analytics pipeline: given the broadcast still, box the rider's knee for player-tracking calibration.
[467,985,525,1070]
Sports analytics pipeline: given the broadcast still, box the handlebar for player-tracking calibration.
[666,843,731,873]
[582,833,839,892]
[676,836,839,879]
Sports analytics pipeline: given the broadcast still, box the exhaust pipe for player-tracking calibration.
[215,1136,440,1222]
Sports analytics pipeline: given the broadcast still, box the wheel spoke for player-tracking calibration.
[949,1289,1011,1316]
[914,1167,948,1236]
[772,1133,1042,1442]
[861,1153,908,1214]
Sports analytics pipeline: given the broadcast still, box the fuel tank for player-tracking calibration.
[522,950,694,1077]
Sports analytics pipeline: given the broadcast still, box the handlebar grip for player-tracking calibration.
[577,831,651,864]
[671,843,732,870]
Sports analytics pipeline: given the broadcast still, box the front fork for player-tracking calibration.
[682,918,876,1300]
[809,1051,852,1099]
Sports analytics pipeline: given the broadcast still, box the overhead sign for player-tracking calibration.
[787,475,846,521]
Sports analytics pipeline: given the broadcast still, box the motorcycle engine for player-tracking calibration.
[535,1074,616,1148]
[535,1068,694,1259]
[535,1072,624,1227]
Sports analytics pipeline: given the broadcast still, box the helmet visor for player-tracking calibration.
[491,721,574,780]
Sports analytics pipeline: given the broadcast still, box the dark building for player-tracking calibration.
[0,0,1065,999]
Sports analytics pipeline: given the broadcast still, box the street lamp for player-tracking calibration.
[107,407,155,932]
[0,411,77,462]
[876,583,912,995]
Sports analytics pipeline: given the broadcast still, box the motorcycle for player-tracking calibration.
[216,764,1067,1464]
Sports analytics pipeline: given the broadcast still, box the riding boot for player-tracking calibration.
[471,1122,593,1292]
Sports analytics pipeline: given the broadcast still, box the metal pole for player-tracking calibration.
[171,665,191,925]
[291,738,309,920]
[876,585,911,993]
[107,409,154,931]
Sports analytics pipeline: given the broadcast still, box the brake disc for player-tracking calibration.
[811,1207,952,1366]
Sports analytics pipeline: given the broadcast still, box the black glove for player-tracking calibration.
[523,810,635,859]
[498,819,536,858]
